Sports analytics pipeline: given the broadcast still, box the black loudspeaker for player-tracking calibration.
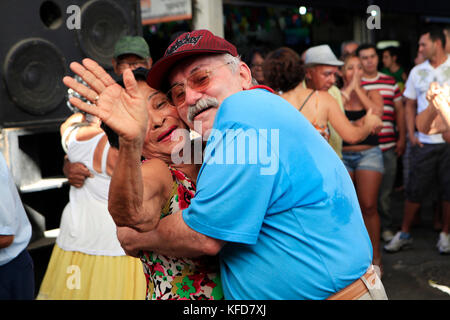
[0,0,141,128]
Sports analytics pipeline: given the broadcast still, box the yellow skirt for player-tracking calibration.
[36,244,146,300]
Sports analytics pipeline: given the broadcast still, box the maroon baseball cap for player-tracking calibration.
[147,29,238,90]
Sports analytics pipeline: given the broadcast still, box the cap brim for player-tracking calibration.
[147,48,233,90]
[114,50,147,59]
[304,61,344,67]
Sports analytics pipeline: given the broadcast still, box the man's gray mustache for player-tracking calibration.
[187,97,219,122]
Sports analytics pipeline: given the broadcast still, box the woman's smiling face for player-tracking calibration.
[138,81,189,161]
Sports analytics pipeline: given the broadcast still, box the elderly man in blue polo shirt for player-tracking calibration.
[70,30,388,300]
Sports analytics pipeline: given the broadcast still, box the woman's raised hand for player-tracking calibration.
[342,68,362,97]
[351,68,363,90]
[63,60,148,144]
[63,58,116,103]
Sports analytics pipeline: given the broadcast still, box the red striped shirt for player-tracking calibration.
[360,73,402,152]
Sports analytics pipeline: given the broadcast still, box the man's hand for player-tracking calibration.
[0,235,14,249]
[404,98,423,147]
[395,135,406,156]
[408,134,424,148]
[63,156,92,188]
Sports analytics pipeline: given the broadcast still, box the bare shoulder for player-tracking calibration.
[317,90,335,101]
[317,91,339,108]
[297,87,315,100]
[141,158,173,187]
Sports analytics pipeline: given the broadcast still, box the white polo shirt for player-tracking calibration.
[403,55,450,144]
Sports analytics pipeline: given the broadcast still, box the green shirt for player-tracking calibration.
[381,67,405,92]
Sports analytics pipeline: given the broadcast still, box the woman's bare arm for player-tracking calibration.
[109,139,172,232]
[325,93,382,144]
[117,211,225,258]
[358,88,384,117]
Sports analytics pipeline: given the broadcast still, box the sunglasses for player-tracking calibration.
[167,62,232,106]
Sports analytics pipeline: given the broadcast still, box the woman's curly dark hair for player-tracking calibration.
[263,47,305,93]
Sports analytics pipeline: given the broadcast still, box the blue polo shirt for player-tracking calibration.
[0,153,31,266]
[182,88,372,299]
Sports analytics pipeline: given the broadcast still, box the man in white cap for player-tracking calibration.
[303,44,345,158]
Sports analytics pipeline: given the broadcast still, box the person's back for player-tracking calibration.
[290,88,331,140]
[184,88,373,299]
[38,121,146,300]
[57,126,123,255]
[67,127,110,198]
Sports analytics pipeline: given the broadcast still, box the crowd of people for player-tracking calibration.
[1,23,449,300]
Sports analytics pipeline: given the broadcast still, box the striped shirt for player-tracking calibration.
[360,73,402,152]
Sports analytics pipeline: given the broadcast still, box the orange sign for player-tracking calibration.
[141,0,192,25]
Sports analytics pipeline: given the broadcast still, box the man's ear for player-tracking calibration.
[239,62,253,89]
[305,68,312,80]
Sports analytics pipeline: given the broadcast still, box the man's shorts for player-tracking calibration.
[406,143,450,202]
[342,146,384,174]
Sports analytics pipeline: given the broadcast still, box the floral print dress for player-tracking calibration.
[139,166,223,300]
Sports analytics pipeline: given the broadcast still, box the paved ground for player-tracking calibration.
[28,189,450,300]
[380,190,450,300]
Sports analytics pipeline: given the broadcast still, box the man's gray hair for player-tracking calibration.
[219,53,242,74]
[219,53,258,84]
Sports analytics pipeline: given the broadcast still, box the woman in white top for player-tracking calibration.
[37,111,146,300]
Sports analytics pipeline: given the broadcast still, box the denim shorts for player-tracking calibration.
[342,146,384,174]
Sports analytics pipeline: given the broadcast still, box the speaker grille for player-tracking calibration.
[3,38,67,115]
[77,0,131,67]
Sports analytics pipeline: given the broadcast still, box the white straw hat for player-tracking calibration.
[304,44,344,67]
